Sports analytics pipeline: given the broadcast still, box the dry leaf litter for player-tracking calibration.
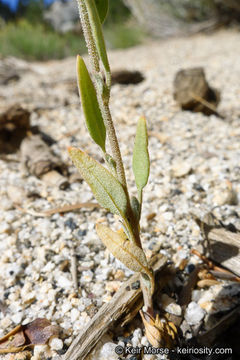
[0,30,240,360]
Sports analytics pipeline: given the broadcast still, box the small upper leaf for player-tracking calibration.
[132,117,150,195]
[94,0,109,23]
[77,55,106,152]
[68,147,128,218]
[96,224,149,273]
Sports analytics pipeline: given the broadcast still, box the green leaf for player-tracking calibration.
[85,0,110,76]
[96,224,150,273]
[132,117,150,196]
[94,0,109,23]
[77,55,106,152]
[68,147,128,218]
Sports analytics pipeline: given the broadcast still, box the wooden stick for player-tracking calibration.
[15,202,100,217]
[190,92,223,118]
[193,213,240,277]
[63,255,167,360]
[70,247,81,296]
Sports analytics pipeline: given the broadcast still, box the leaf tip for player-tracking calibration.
[68,146,75,153]
[68,147,80,158]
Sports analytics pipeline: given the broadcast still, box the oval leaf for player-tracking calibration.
[77,55,106,151]
[68,147,128,218]
[96,224,149,273]
[95,0,109,23]
[132,117,150,194]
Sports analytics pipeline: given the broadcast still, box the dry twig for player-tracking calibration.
[63,255,168,360]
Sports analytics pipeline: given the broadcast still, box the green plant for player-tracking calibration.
[69,0,176,347]
[0,20,86,60]
[104,23,144,49]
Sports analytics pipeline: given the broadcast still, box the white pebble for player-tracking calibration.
[0,223,10,234]
[33,344,49,358]
[49,337,63,351]
[57,275,72,289]
[99,342,119,360]
[185,301,205,325]
[81,270,93,283]
[11,312,23,324]
[71,308,80,322]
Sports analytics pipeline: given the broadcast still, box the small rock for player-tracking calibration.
[64,217,78,230]
[71,308,80,322]
[185,301,205,325]
[105,281,121,293]
[185,263,195,274]
[33,344,50,358]
[132,328,142,348]
[77,229,87,237]
[198,284,240,313]
[160,294,182,316]
[0,222,10,234]
[213,186,238,206]
[172,162,192,178]
[49,337,64,351]
[81,270,93,283]
[114,269,125,280]
[57,275,72,289]
[173,67,220,115]
[131,280,140,290]
[0,196,13,210]
[99,342,120,359]
[12,312,23,324]
[7,185,26,205]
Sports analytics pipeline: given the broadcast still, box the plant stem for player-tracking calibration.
[77,0,128,191]
[99,102,127,189]
[77,0,143,249]
[77,0,100,73]
[140,273,154,316]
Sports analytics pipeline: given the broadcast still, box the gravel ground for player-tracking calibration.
[0,30,240,360]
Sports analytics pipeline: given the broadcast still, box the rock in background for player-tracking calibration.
[43,0,81,33]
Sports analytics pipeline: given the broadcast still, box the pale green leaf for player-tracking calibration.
[68,147,128,218]
[132,117,150,195]
[77,55,106,151]
[94,0,109,23]
[96,224,150,273]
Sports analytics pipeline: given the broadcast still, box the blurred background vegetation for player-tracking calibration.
[0,0,239,61]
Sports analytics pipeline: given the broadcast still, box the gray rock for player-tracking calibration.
[44,0,80,33]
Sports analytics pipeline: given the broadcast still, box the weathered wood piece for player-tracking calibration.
[193,213,240,276]
[20,134,69,189]
[0,104,30,154]
[198,305,240,346]
[63,255,167,360]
